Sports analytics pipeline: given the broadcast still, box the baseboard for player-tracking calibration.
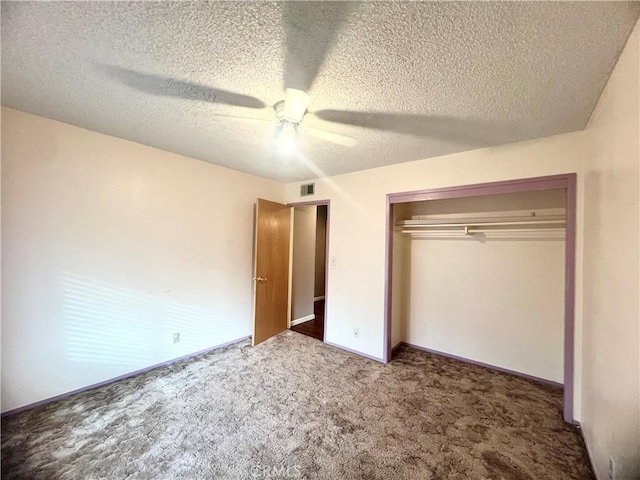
[1,335,251,417]
[325,341,384,363]
[314,296,325,301]
[577,422,600,480]
[398,342,563,388]
[291,314,315,326]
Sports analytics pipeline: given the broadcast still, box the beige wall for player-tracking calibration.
[285,129,586,418]
[291,206,317,322]
[1,108,284,412]
[581,20,640,480]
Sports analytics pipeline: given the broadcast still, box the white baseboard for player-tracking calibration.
[314,296,325,301]
[291,314,315,326]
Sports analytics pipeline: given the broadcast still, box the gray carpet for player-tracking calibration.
[2,331,593,479]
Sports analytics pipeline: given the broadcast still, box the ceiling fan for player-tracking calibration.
[98,3,501,158]
[99,3,361,157]
[99,64,358,157]
[272,88,359,155]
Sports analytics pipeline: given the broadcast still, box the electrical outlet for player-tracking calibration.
[353,327,359,338]
[173,332,180,344]
[330,257,337,267]
[608,457,614,480]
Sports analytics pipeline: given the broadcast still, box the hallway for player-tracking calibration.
[291,299,324,341]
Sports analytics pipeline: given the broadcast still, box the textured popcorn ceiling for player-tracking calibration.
[2,2,639,182]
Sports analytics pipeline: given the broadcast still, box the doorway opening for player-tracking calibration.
[289,202,329,342]
[384,174,577,424]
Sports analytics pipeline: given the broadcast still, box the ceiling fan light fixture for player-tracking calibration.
[277,121,297,157]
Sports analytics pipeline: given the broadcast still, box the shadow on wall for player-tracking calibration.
[62,273,236,368]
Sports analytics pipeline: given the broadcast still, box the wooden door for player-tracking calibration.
[252,199,291,346]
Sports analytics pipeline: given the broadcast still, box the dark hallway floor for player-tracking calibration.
[291,299,324,341]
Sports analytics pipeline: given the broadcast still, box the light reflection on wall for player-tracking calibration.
[63,274,157,367]
[164,301,232,351]
[62,273,239,368]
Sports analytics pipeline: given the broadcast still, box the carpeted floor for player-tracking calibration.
[2,331,593,479]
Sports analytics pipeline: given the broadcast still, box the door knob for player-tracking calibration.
[253,277,267,283]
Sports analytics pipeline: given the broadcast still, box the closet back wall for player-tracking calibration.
[397,191,566,383]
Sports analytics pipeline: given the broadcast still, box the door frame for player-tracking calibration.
[383,174,577,424]
[288,199,330,343]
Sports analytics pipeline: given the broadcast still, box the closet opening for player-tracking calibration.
[384,174,577,424]
[288,201,329,342]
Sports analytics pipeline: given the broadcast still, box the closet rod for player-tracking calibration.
[398,220,565,229]
[400,229,565,238]
[398,214,565,226]
[400,228,566,234]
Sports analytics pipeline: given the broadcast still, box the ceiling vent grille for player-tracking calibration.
[300,183,315,197]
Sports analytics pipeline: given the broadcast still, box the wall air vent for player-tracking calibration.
[300,183,315,197]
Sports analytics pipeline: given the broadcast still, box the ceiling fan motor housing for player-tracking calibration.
[275,88,310,124]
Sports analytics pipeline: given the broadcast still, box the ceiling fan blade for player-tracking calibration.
[209,113,276,125]
[282,2,353,93]
[98,64,266,109]
[313,110,504,144]
[300,126,357,148]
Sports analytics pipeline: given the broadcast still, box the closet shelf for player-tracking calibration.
[396,215,566,237]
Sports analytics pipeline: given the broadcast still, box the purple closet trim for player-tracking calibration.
[383,198,394,362]
[563,174,577,423]
[387,174,571,204]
